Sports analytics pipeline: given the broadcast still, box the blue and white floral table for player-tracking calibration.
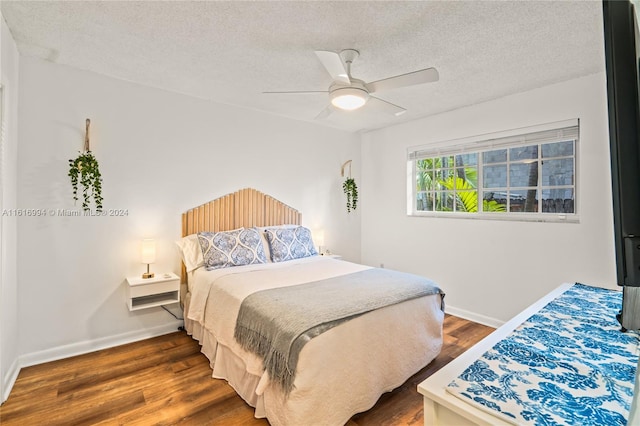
[418,283,640,426]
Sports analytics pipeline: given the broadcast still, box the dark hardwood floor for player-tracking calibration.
[0,315,494,425]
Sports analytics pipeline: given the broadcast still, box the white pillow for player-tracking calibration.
[176,234,204,273]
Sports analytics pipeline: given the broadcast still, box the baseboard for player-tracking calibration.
[445,304,504,329]
[19,320,183,369]
[2,357,20,404]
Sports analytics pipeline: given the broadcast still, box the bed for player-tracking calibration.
[177,188,445,426]
[418,283,640,426]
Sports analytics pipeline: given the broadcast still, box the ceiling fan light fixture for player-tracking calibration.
[330,87,369,110]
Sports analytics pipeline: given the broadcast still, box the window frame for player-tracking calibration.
[406,119,579,223]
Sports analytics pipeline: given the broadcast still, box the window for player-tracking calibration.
[408,120,578,221]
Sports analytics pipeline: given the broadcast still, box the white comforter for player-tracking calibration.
[185,256,444,426]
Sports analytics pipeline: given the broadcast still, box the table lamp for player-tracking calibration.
[141,239,156,279]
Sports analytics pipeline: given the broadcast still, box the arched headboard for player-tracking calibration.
[180,188,302,292]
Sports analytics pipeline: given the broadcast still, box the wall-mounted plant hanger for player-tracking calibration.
[68,118,104,212]
[341,160,358,213]
[341,160,352,178]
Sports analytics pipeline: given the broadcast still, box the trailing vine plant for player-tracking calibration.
[343,177,358,213]
[68,119,103,212]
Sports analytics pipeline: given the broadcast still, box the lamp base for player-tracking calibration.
[142,272,155,279]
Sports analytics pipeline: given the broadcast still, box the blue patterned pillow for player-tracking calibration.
[264,226,318,263]
[198,227,267,270]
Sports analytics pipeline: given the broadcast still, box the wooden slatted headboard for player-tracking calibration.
[180,188,302,293]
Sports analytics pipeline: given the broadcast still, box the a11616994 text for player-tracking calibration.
[1,208,129,217]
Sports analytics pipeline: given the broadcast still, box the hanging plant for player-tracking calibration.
[68,119,103,212]
[343,177,358,213]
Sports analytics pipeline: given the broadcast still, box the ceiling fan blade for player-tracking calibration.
[368,96,407,116]
[366,67,439,93]
[315,51,350,84]
[315,105,334,120]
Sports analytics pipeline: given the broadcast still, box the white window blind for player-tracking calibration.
[408,120,579,160]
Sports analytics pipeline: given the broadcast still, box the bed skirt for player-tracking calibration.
[185,294,268,416]
[184,290,445,425]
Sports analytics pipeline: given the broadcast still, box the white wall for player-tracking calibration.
[361,73,614,326]
[1,12,20,403]
[16,56,361,363]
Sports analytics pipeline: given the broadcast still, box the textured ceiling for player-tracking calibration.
[1,1,604,133]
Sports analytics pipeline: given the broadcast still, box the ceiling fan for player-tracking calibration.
[264,49,439,119]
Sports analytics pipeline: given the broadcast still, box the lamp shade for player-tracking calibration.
[314,230,325,255]
[141,239,156,264]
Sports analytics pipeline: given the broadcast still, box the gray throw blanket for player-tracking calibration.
[233,268,444,394]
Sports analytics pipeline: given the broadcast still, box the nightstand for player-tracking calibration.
[126,272,180,311]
